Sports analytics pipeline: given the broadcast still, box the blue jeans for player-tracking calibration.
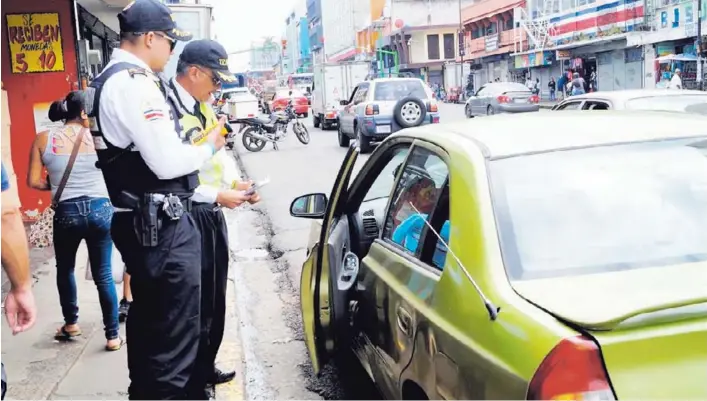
[53,196,119,340]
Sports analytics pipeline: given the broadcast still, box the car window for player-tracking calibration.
[583,101,610,110]
[363,147,410,202]
[384,147,450,258]
[490,138,707,281]
[354,84,369,104]
[556,101,583,110]
[475,85,487,96]
[420,183,450,270]
[374,80,427,101]
[625,95,707,114]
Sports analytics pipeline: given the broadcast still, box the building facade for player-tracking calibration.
[307,0,324,54]
[2,0,129,218]
[322,0,369,61]
[249,40,281,71]
[463,0,529,87]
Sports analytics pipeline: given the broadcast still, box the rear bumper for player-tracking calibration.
[359,112,441,138]
[497,104,540,113]
[294,105,309,114]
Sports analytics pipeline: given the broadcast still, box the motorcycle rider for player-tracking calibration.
[169,39,261,397]
[87,0,226,398]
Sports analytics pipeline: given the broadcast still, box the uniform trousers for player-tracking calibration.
[189,203,230,386]
[111,211,202,400]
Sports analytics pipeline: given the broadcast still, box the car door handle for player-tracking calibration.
[396,306,413,338]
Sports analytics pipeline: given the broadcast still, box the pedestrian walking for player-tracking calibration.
[1,162,37,400]
[571,72,586,96]
[669,68,683,89]
[26,91,121,351]
[86,0,227,398]
[169,39,261,398]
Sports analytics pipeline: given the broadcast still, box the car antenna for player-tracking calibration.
[408,202,500,321]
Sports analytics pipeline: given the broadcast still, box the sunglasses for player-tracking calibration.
[195,66,221,87]
[153,32,176,51]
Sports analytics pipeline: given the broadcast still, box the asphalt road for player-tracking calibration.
[226,102,470,399]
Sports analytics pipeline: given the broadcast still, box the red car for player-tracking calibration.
[270,89,309,117]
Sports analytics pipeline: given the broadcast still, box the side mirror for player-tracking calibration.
[340,100,348,106]
[290,193,328,219]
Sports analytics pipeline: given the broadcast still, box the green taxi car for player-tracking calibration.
[289,111,707,400]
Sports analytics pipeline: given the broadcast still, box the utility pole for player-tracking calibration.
[698,0,704,90]
[458,0,465,99]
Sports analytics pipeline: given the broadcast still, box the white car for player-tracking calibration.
[552,89,707,113]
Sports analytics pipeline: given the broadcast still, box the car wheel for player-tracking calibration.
[465,104,473,118]
[338,121,350,147]
[393,96,427,128]
[313,114,320,128]
[356,124,372,154]
[303,112,308,118]
[486,105,495,116]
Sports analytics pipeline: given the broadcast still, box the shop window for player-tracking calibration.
[443,34,455,59]
[504,17,514,30]
[427,34,441,60]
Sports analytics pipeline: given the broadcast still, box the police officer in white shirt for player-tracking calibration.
[169,40,259,398]
[85,0,226,399]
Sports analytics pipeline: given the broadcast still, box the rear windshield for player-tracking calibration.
[276,89,303,98]
[489,83,531,94]
[490,138,707,280]
[374,80,428,101]
[625,95,707,114]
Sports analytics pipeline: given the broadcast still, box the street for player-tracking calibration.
[0,102,467,400]
[226,102,468,399]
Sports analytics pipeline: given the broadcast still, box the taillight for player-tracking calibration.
[365,104,379,115]
[529,95,540,104]
[497,95,511,104]
[527,336,615,401]
[429,101,438,112]
[325,111,336,119]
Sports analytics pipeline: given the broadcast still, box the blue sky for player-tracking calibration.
[213,0,297,71]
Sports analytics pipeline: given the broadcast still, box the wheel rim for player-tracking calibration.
[400,101,422,124]
[465,104,471,117]
[488,107,494,115]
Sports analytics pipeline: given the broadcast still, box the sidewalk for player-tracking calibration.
[2,237,244,400]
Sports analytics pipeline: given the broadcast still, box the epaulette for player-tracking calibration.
[127,68,149,78]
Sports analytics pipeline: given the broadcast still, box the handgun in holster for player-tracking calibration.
[129,193,161,247]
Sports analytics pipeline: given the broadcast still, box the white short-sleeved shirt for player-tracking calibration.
[93,48,213,181]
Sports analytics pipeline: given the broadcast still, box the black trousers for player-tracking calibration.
[190,203,230,381]
[111,211,202,400]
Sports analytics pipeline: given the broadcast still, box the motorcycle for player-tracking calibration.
[235,100,310,152]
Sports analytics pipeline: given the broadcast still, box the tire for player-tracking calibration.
[465,103,473,118]
[241,128,267,152]
[338,121,350,147]
[486,105,495,116]
[393,96,427,128]
[356,124,372,154]
[294,122,310,144]
[313,114,321,128]
[303,112,309,118]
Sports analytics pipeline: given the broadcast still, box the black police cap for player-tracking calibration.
[179,39,235,84]
[119,0,192,41]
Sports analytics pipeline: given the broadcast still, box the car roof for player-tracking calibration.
[560,89,706,102]
[370,78,424,85]
[397,110,707,158]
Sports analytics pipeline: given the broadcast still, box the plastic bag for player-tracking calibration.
[85,244,125,284]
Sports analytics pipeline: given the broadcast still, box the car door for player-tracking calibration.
[469,85,486,116]
[300,144,360,374]
[340,85,359,134]
[473,86,494,115]
[358,142,451,399]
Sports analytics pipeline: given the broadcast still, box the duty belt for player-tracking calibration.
[117,191,193,247]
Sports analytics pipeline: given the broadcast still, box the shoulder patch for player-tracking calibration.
[127,68,148,78]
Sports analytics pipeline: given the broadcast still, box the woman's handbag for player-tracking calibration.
[28,128,85,248]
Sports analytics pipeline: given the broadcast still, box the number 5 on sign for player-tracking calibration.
[5,12,65,74]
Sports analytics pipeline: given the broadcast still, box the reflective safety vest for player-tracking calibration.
[170,83,229,192]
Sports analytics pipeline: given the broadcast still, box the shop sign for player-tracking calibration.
[514,51,554,69]
[5,13,65,74]
[485,34,499,52]
[556,50,571,60]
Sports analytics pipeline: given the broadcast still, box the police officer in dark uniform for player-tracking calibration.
[86,0,226,398]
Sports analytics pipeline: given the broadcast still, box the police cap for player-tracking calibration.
[179,39,236,84]
[119,0,193,41]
